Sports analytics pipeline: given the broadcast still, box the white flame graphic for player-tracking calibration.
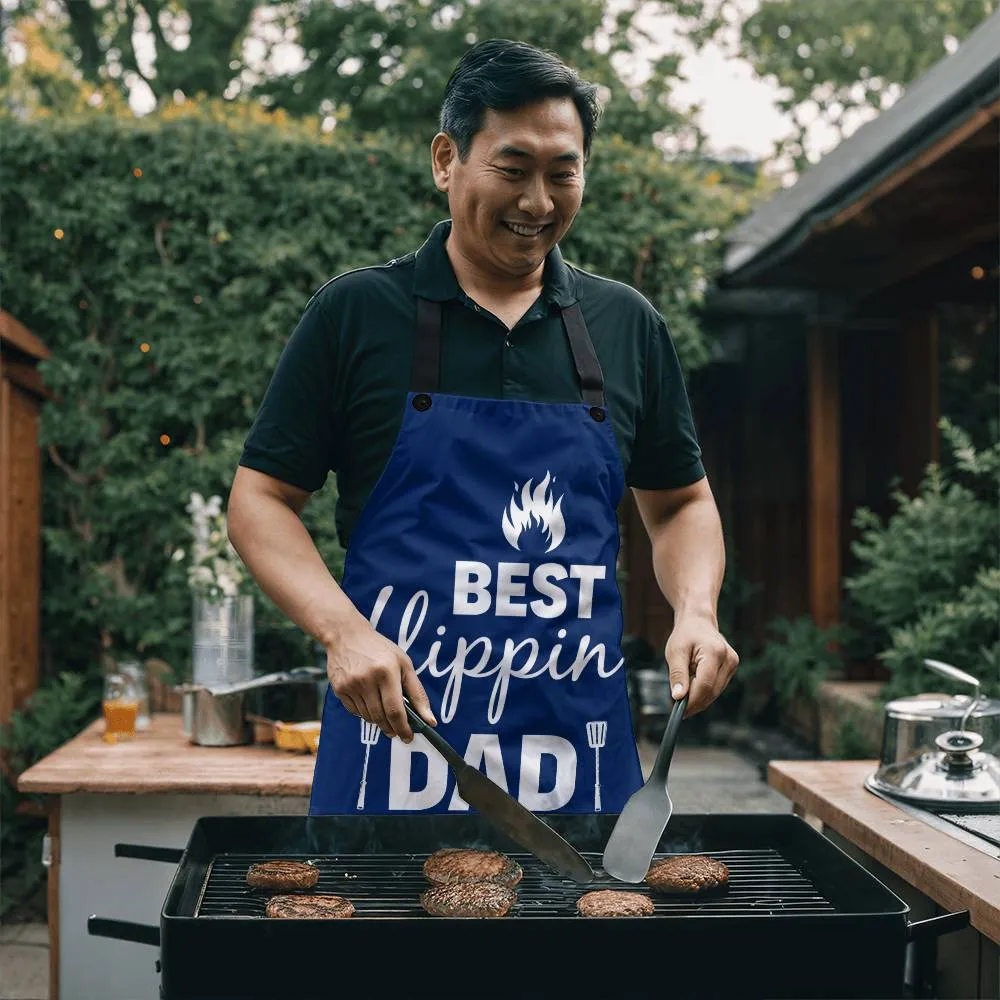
[502,472,565,552]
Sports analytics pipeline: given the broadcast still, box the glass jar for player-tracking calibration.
[119,660,151,730]
[192,594,254,688]
[102,673,139,743]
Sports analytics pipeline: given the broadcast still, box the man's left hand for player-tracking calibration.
[664,613,739,717]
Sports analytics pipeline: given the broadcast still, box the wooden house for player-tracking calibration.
[623,12,999,664]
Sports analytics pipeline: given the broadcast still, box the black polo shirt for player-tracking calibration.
[239,220,704,547]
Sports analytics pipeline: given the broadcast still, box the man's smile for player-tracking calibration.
[502,221,551,238]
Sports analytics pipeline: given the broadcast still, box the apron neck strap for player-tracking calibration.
[413,298,443,395]
[561,302,605,407]
[411,297,606,407]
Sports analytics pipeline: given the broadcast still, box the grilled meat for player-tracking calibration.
[645,855,729,894]
[420,881,517,918]
[576,890,655,917]
[246,860,319,892]
[265,895,355,919]
[423,848,523,888]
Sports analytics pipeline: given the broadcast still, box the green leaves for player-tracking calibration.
[880,568,1000,699]
[740,616,855,707]
[7,0,705,151]
[0,670,103,917]
[846,423,1000,697]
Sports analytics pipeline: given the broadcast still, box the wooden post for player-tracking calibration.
[899,310,940,495]
[807,326,841,628]
[0,311,50,726]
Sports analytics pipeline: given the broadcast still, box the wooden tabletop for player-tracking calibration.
[769,759,1000,944]
[17,714,315,796]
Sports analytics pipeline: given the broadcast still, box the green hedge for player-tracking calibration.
[1,103,742,684]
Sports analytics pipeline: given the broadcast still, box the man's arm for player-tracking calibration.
[631,476,739,717]
[227,466,435,740]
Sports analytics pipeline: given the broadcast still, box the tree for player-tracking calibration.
[255,0,696,147]
[689,0,997,173]
[2,0,707,148]
[3,0,276,107]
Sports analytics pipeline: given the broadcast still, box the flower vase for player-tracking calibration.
[191,594,254,688]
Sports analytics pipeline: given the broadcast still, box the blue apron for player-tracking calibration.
[309,292,642,814]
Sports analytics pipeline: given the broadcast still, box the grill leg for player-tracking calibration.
[905,935,938,998]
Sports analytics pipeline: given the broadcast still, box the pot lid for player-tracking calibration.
[885,692,1000,722]
[868,730,1000,808]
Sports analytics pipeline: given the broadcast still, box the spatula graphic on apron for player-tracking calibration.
[602,693,688,883]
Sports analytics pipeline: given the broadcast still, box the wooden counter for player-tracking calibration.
[17,713,315,796]
[769,759,1000,944]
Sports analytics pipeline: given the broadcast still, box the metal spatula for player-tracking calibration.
[602,693,688,883]
[402,701,594,884]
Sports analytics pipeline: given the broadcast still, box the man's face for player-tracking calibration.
[431,97,586,281]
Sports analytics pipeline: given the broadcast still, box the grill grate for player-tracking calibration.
[194,848,837,919]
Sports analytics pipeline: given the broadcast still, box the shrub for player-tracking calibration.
[1,672,101,918]
[879,567,1000,699]
[846,477,994,635]
[846,420,999,698]
[739,616,855,708]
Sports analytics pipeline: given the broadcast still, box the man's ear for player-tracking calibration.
[430,132,456,192]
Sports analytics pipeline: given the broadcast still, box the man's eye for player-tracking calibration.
[499,167,524,177]
[553,172,577,181]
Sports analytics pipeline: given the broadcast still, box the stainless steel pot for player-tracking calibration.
[866,659,1000,809]
[180,667,325,747]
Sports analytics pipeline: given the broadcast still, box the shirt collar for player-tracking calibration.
[413,219,578,309]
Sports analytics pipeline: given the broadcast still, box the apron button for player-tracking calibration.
[589,406,606,422]
[413,393,433,411]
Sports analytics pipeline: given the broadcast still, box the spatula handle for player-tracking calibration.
[403,700,465,772]
[650,694,688,788]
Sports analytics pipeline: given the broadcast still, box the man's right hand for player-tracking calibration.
[325,624,436,742]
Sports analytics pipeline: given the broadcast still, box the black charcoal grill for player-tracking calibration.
[89,813,968,1000]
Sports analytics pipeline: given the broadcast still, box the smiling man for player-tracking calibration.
[228,39,738,816]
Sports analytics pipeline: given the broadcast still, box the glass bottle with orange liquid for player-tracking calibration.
[102,672,139,743]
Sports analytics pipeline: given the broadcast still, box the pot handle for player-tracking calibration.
[88,916,160,947]
[923,659,980,692]
[205,665,325,698]
[906,910,969,942]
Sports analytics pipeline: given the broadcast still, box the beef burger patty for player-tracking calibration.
[265,895,354,919]
[645,855,729,894]
[423,848,523,888]
[577,890,655,917]
[246,860,318,891]
[420,881,517,918]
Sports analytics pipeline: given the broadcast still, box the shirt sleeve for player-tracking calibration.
[238,293,339,493]
[626,315,705,490]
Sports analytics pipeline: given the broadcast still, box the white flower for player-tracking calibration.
[180,494,249,598]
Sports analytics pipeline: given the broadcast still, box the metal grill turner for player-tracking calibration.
[603,694,688,882]
[403,701,594,884]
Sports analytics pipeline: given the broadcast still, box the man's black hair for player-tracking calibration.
[439,39,602,162]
